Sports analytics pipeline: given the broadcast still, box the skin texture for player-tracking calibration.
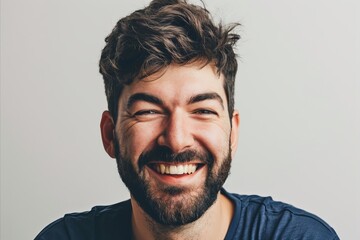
[100,62,240,239]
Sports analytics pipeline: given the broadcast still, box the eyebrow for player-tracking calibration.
[126,92,224,110]
[127,93,164,110]
[187,92,224,109]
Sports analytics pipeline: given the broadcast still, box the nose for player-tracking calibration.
[157,110,195,153]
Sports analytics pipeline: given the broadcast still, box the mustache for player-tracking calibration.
[138,146,214,170]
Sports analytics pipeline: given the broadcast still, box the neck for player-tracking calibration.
[131,192,234,240]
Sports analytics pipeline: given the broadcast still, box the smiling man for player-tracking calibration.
[102,63,238,239]
[36,0,339,239]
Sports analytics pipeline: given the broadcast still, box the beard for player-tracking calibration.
[114,137,232,227]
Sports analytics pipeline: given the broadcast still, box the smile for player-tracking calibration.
[145,162,207,186]
[149,163,204,175]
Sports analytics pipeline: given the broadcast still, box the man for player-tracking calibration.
[36,0,339,239]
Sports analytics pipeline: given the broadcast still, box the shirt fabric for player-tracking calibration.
[35,189,339,239]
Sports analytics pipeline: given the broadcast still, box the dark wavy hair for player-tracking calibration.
[99,0,240,121]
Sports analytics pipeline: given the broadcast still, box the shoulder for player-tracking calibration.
[223,190,339,239]
[35,200,132,240]
[34,217,70,240]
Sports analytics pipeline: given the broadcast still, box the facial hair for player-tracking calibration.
[114,137,232,226]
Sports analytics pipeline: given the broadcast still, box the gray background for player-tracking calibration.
[1,0,359,239]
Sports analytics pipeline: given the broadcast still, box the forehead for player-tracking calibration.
[120,63,227,106]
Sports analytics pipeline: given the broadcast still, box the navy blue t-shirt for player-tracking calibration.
[35,189,339,239]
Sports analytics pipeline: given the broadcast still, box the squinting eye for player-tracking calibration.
[193,109,218,116]
[134,110,159,116]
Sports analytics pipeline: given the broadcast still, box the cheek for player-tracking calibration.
[194,121,231,159]
[118,121,163,160]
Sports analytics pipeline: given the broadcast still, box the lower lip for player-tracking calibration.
[145,165,206,186]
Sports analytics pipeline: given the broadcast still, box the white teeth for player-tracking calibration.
[160,164,166,174]
[155,164,198,175]
[177,165,184,174]
[169,165,177,174]
[165,166,170,174]
[184,165,188,173]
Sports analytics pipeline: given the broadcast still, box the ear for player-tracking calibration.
[100,111,116,158]
[230,110,240,157]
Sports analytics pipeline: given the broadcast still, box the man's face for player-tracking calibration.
[111,63,239,226]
